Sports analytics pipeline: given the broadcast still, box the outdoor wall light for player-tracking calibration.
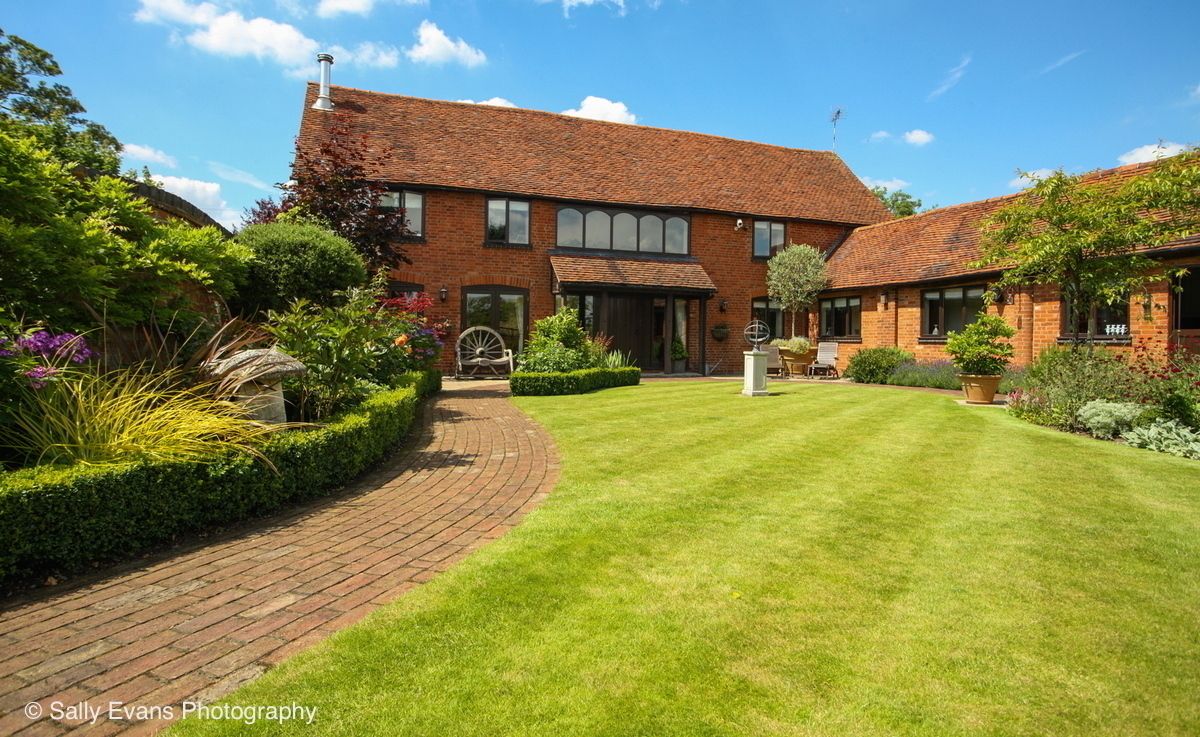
[1141,293,1154,319]
[439,286,449,302]
[1004,289,1016,305]
[719,299,728,312]
[879,291,888,307]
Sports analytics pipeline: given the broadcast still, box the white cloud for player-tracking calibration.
[404,20,486,67]
[1039,50,1085,75]
[868,130,891,142]
[539,0,627,16]
[330,41,400,68]
[860,176,910,191]
[135,0,399,74]
[927,54,970,100]
[1117,141,1189,165]
[1190,83,1200,102]
[562,96,636,124]
[902,129,934,146]
[316,0,426,18]
[152,174,239,229]
[208,161,273,192]
[186,11,318,69]
[1008,168,1055,188]
[123,143,177,169]
[458,97,518,107]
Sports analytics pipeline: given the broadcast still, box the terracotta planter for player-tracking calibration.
[958,374,1002,404]
[778,348,813,377]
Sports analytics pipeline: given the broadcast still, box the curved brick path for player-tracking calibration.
[0,380,557,736]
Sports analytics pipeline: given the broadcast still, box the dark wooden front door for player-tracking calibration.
[604,294,663,369]
[1174,269,1200,352]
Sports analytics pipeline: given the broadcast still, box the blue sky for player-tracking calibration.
[7,0,1198,227]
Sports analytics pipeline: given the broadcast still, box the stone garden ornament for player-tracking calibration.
[742,319,770,397]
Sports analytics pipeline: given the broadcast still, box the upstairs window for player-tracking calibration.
[922,286,986,337]
[486,198,530,245]
[555,206,688,254]
[819,296,861,339]
[753,221,785,258]
[379,190,424,237]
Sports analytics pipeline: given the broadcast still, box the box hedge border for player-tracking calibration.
[509,366,641,396]
[0,369,441,589]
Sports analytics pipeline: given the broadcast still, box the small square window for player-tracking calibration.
[753,220,785,258]
[486,198,530,245]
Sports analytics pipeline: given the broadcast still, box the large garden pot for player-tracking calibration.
[958,374,1002,404]
[672,359,687,374]
[779,348,817,377]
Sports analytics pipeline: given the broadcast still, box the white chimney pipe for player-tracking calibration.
[312,53,334,111]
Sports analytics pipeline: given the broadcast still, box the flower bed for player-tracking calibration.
[0,370,440,589]
[510,367,641,396]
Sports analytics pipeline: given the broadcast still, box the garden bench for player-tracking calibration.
[455,326,515,378]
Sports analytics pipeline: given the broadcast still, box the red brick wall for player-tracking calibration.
[389,189,851,373]
[810,259,1199,371]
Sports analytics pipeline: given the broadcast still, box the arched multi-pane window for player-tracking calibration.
[554,206,688,254]
[638,215,664,253]
[585,211,612,249]
[613,213,638,251]
[665,217,688,254]
[557,208,583,249]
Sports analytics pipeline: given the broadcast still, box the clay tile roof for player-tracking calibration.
[298,84,891,226]
[550,254,716,293]
[825,158,1194,291]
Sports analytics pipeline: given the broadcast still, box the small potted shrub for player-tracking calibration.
[671,336,688,374]
[945,314,1016,404]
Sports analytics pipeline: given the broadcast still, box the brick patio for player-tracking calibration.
[0,380,558,735]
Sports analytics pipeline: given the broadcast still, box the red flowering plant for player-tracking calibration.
[373,291,448,382]
[1124,337,1200,428]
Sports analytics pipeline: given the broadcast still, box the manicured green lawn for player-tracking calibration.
[172,381,1200,737]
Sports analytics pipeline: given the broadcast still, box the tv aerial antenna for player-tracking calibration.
[830,107,844,150]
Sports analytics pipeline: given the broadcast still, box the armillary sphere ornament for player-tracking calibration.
[743,320,771,350]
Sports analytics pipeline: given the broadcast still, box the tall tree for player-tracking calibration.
[287,115,410,269]
[0,28,120,173]
[766,244,828,337]
[973,153,1200,344]
[871,186,923,218]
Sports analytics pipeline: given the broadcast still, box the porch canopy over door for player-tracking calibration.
[549,253,717,372]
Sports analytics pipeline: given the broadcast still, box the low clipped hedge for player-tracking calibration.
[0,370,441,589]
[509,367,641,396]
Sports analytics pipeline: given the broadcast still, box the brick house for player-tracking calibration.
[812,161,1200,370]
[294,78,1198,374]
[296,82,888,374]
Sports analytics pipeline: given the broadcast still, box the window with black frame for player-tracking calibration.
[753,221,785,258]
[922,286,986,337]
[555,206,688,254]
[463,287,528,351]
[486,198,530,245]
[751,297,784,340]
[1061,298,1131,339]
[558,294,596,333]
[378,190,424,237]
[819,296,861,339]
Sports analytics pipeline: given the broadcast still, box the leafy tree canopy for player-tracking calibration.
[974,152,1200,342]
[0,28,120,173]
[766,243,827,337]
[871,186,923,218]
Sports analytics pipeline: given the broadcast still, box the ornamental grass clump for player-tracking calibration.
[0,366,284,467]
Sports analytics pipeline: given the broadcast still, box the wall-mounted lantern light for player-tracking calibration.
[879,291,888,307]
[439,286,449,302]
[1004,289,1016,306]
[719,299,728,313]
[1141,292,1154,320]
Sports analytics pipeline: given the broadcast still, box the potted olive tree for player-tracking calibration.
[945,314,1016,404]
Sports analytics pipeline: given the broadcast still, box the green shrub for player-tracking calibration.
[236,223,367,314]
[1122,419,1200,460]
[846,347,914,384]
[771,336,812,353]
[1008,347,1136,431]
[945,314,1016,375]
[510,367,641,396]
[0,370,440,587]
[518,308,608,373]
[1076,400,1147,440]
[885,360,1026,393]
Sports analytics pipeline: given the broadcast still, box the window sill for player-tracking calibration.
[819,337,862,343]
[1056,336,1132,346]
[483,241,533,249]
[918,337,948,344]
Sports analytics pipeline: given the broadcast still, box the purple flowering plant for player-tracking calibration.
[0,327,96,390]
